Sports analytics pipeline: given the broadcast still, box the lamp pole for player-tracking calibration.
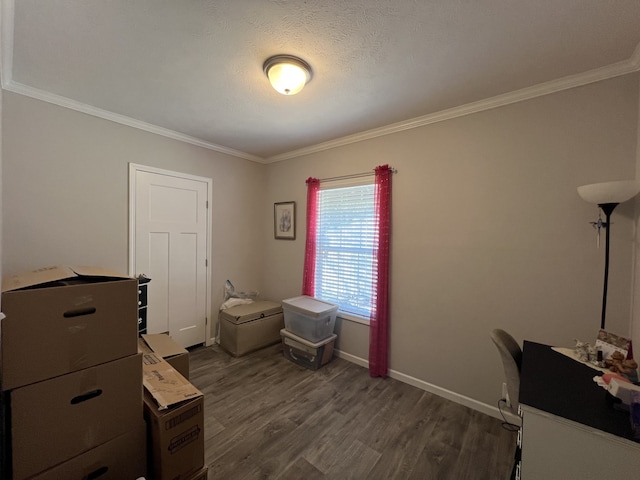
[578,181,640,330]
[599,202,619,330]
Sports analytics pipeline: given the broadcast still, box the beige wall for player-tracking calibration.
[262,73,640,407]
[0,12,3,298]
[1,92,267,341]
[634,78,640,361]
[2,73,639,411]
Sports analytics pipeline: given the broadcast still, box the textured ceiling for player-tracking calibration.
[4,0,640,162]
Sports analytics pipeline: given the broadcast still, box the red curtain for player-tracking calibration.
[302,169,391,377]
[369,164,392,378]
[302,177,320,296]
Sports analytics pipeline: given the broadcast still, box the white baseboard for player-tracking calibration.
[334,348,520,425]
[335,349,369,368]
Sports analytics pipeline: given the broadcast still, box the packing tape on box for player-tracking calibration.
[68,322,90,372]
[75,365,99,403]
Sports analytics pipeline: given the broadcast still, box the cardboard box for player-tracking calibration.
[0,390,8,480]
[144,392,204,480]
[1,265,138,391]
[31,422,147,480]
[139,333,189,379]
[142,352,202,410]
[10,353,143,479]
[184,465,209,480]
[219,301,284,356]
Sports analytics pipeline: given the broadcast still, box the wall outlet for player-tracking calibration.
[502,382,511,407]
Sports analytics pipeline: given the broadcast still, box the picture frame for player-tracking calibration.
[274,201,296,240]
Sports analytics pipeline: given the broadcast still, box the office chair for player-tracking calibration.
[490,328,522,416]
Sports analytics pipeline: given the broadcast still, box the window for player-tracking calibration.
[303,165,392,376]
[313,179,375,320]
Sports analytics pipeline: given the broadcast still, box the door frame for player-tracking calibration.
[128,163,213,346]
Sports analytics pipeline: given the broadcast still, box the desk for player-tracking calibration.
[518,341,640,479]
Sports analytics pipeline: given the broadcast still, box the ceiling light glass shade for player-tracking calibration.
[263,55,312,95]
[577,180,640,205]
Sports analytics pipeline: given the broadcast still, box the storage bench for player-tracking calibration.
[219,301,284,356]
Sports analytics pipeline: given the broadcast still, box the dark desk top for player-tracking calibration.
[520,340,634,440]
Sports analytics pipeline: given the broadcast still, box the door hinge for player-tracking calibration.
[206,200,209,209]
[205,259,208,267]
[205,317,208,325]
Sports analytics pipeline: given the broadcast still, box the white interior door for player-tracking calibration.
[129,164,211,348]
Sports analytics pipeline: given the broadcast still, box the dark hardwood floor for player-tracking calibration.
[189,343,516,480]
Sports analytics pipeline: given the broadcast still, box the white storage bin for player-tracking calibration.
[281,295,338,342]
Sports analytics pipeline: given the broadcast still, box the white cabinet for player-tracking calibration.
[519,341,640,479]
[520,404,640,479]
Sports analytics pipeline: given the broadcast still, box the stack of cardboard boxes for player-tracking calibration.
[0,266,146,479]
[0,266,208,480]
[138,333,207,480]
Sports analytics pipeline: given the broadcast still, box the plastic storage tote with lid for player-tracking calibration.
[280,329,337,370]
[281,295,338,342]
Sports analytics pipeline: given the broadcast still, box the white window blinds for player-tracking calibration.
[315,182,375,318]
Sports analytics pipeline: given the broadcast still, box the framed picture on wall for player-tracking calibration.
[274,201,296,240]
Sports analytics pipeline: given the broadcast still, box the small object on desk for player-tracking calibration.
[601,372,631,384]
[597,348,604,367]
[621,360,639,383]
[574,338,591,362]
[595,329,631,361]
[604,353,639,382]
[573,338,602,366]
[604,351,625,370]
[608,378,640,406]
[553,346,608,371]
[587,344,597,363]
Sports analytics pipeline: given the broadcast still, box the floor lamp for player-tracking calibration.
[577,180,640,330]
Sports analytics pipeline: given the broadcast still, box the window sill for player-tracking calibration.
[338,311,370,326]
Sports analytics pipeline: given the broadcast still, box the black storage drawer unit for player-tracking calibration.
[137,277,151,336]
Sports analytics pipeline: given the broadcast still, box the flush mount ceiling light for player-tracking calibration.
[263,55,312,95]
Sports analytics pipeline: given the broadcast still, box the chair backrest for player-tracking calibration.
[490,329,522,414]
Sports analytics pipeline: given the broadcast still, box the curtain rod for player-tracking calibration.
[319,167,397,183]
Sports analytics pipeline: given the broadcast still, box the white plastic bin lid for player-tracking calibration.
[280,328,337,347]
[282,295,338,317]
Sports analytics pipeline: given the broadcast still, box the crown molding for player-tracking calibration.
[3,81,266,163]
[266,48,640,163]
[0,0,266,163]
[6,51,637,165]
[2,0,639,165]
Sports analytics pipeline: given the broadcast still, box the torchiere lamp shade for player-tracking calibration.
[577,180,640,205]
